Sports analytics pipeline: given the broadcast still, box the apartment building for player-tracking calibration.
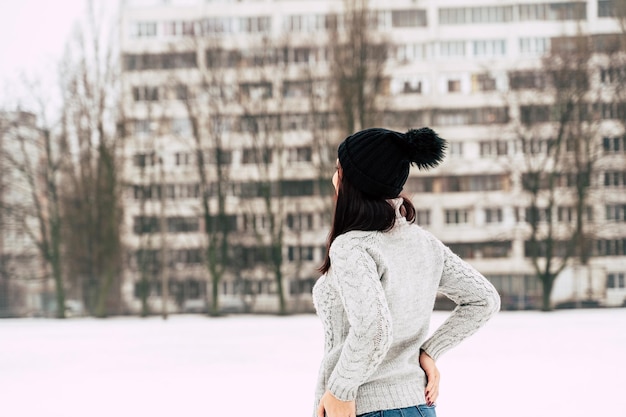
[0,111,48,317]
[119,0,626,313]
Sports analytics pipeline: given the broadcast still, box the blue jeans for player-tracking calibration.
[357,405,436,417]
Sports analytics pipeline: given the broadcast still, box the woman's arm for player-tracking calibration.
[325,239,393,402]
[420,244,500,360]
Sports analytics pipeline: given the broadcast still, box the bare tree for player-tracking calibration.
[511,31,603,310]
[1,108,67,318]
[59,1,124,317]
[329,0,389,136]
[173,37,235,317]
[237,45,289,315]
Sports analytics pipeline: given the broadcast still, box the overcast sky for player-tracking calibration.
[0,1,124,111]
[0,1,88,83]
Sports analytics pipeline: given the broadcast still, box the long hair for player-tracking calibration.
[319,175,416,274]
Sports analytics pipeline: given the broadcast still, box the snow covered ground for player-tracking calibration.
[1,309,625,417]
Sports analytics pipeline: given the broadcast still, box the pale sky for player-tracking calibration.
[0,0,123,110]
[0,1,88,83]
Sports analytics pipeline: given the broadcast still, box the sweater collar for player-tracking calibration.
[387,197,405,220]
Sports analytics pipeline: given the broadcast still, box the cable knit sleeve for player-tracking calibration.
[326,237,393,402]
[420,244,500,361]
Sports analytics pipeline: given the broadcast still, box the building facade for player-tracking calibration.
[119,0,626,314]
[0,111,48,317]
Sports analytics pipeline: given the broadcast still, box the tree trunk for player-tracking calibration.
[52,256,66,319]
[210,265,220,317]
[540,275,554,312]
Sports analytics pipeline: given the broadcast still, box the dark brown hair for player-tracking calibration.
[319,175,415,274]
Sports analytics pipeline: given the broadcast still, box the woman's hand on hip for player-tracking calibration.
[317,390,356,417]
[419,349,440,406]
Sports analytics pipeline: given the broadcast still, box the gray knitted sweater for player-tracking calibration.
[312,198,501,415]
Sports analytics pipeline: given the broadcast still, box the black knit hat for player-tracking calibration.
[337,127,446,198]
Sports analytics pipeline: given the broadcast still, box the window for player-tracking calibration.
[439,8,468,24]
[604,171,626,187]
[130,21,157,38]
[519,3,586,21]
[284,14,328,33]
[205,215,237,232]
[241,115,280,133]
[283,114,309,131]
[481,241,512,257]
[203,17,234,34]
[163,20,197,37]
[596,239,626,256]
[472,73,497,92]
[525,207,552,223]
[594,102,626,120]
[447,79,462,93]
[175,84,188,100]
[439,6,513,24]
[167,217,199,233]
[395,44,427,63]
[280,180,314,197]
[170,249,202,266]
[557,206,574,222]
[445,209,471,224]
[242,148,272,165]
[288,246,315,262]
[289,278,317,295]
[448,142,463,156]
[434,107,509,126]
[132,184,200,201]
[205,149,232,165]
[206,49,240,68]
[439,41,466,57]
[175,152,192,166]
[603,136,626,154]
[133,120,152,136]
[133,152,156,167]
[287,213,314,230]
[283,80,312,98]
[287,147,312,163]
[133,86,159,101]
[520,106,551,124]
[123,52,197,71]
[240,82,272,100]
[405,177,434,193]
[416,209,431,225]
[171,118,192,136]
[520,37,549,55]
[509,71,547,90]
[441,175,505,192]
[606,204,626,222]
[607,272,625,289]
[391,9,427,27]
[473,40,506,57]
[447,242,512,259]
[600,67,626,84]
[133,216,159,234]
[598,1,615,17]
[485,208,503,223]
[239,16,271,33]
[471,6,513,23]
[523,138,555,155]
[391,76,424,94]
[480,140,509,156]
[242,214,269,231]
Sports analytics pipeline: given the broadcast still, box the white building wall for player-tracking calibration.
[119,0,626,313]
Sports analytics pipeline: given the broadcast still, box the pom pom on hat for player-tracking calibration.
[337,127,446,198]
[404,127,447,170]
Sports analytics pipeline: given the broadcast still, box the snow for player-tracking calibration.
[1,309,625,417]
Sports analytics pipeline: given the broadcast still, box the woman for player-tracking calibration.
[313,127,501,417]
